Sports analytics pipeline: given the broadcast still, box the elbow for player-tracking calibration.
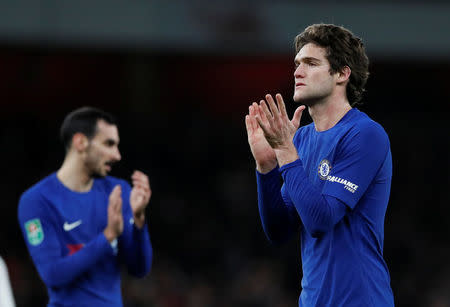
[40,267,71,288]
[309,229,325,238]
[264,232,285,246]
[301,205,338,238]
[262,223,293,246]
[304,222,333,238]
[130,268,150,279]
[129,253,152,278]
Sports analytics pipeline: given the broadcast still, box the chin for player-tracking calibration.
[294,93,321,107]
[293,91,308,103]
[92,171,107,178]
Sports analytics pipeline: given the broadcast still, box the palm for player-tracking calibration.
[128,170,151,229]
[130,188,145,212]
[248,125,276,163]
[245,103,278,172]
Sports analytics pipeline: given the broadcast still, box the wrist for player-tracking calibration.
[275,143,299,167]
[103,228,117,243]
[256,160,278,174]
[133,211,146,229]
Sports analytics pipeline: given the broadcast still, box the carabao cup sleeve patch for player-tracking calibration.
[24,218,44,246]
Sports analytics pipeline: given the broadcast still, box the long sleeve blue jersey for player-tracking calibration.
[18,173,152,307]
[257,108,395,307]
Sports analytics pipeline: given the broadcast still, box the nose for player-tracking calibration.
[113,147,122,162]
[294,64,305,79]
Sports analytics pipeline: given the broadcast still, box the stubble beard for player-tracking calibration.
[294,85,332,107]
[85,150,108,178]
[294,92,325,107]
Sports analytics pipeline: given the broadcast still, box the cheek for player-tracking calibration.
[86,148,103,165]
[313,72,333,88]
[85,151,98,164]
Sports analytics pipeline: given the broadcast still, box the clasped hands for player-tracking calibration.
[104,170,151,242]
[245,93,305,173]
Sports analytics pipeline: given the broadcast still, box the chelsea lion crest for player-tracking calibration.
[318,159,332,180]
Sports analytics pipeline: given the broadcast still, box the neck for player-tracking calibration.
[56,153,93,192]
[308,94,352,132]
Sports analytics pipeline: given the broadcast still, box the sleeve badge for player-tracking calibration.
[25,219,44,246]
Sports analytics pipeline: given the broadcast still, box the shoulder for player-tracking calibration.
[348,110,389,144]
[18,173,56,218]
[339,110,390,154]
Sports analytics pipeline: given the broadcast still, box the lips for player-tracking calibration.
[105,161,115,171]
[296,82,306,87]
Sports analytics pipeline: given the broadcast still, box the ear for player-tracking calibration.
[337,66,351,84]
[71,133,89,152]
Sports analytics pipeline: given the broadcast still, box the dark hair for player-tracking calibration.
[294,24,369,105]
[60,107,116,151]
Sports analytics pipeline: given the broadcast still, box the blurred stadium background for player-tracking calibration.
[1,1,449,306]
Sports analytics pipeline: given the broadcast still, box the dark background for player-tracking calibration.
[1,1,450,306]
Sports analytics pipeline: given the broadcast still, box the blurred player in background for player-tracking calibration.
[245,24,395,306]
[18,107,152,307]
[0,255,16,307]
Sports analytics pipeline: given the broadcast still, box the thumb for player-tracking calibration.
[291,105,306,129]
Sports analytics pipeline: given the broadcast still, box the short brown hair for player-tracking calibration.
[294,24,369,105]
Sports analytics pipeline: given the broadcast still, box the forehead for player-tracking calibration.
[93,119,119,141]
[295,43,328,62]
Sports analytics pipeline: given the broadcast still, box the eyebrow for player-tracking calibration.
[104,138,119,146]
[294,56,322,65]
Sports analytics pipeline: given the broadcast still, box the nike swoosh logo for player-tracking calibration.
[63,220,82,231]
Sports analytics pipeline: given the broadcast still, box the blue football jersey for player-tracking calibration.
[286,108,394,306]
[18,173,152,307]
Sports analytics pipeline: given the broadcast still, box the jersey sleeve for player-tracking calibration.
[322,122,391,209]
[17,190,114,288]
[280,159,348,237]
[281,184,301,224]
[117,181,153,278]
[256,167,300,244]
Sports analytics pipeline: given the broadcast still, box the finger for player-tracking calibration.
[132,175,150,192]
[246,105,256,133]
[250,103,258,130]
[291,105,306,129]
[132,170,148,183]
[255,115,270,138]
[109,185,121,207]
[245,114,251,134]
[275,94,288,118]
[265,94,281,122]
[136,188,149,200]
[258,100,273,127]
[133,182,150,194]
[132,178,149,190]
[116,193,123,213]
[110,185,121,197]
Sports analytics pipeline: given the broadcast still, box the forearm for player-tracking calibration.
[120,223,152,277]
[34,233,113,287]
[280,159,347,237]
[256,167,298,243]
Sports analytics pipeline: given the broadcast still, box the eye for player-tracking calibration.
[105,139,116,147]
